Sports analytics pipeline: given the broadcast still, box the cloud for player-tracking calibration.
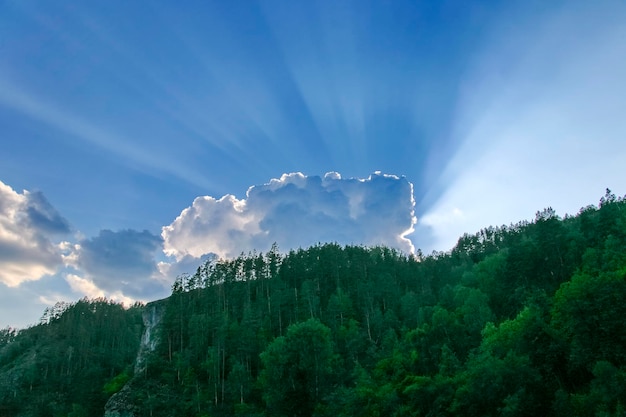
[0,180,68,287]
[70,229,168,299]
[23,190,72,234]
[157,253,217,280]
[0,76,216,191]
[162,172,416,260]
[65,273,106,299]
[0,178,173,320]
[65,273,135,306]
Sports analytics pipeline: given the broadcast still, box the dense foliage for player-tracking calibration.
[1,189,625,416]
[0,299,143,417]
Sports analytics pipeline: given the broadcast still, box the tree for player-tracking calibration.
[259,319,337,417]
[552,269,626,373]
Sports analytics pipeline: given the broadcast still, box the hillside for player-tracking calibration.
[1,189,625,417]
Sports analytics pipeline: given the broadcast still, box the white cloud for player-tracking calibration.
[0,180,67,287]
[0,178,178,325]
[65,273,135,306]
[162,172,417,260]
[65,273,105,299]
[0,180,174,327]
[157,253,217,280]
[38,294,68,307]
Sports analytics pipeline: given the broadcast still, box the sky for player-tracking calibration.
[1,0,625,329]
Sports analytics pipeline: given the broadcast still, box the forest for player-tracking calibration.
[1,189,625,417]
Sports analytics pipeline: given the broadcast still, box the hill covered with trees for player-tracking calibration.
[1,189,625,416]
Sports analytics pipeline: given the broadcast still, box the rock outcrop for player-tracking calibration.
[104,300,165,417]
[102,383,138,417]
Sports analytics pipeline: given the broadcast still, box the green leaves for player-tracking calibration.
[552,270,626,371]
[0,299,143,417]
[103,369,132,395]
[259,319,337,417]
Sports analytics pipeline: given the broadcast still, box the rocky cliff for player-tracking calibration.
[104,300,166,417]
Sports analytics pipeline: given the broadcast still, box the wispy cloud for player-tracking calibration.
[0,76,215,190]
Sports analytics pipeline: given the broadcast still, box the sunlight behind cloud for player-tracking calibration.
[2,0,625,331]
[162,172,417,260]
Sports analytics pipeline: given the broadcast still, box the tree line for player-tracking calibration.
[0,298,143,417]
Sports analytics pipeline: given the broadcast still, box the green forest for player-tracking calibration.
[1,189,626,417]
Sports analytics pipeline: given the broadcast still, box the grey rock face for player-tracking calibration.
[135,302,165,373]
[103,384,139,417]
[104,301,165,417]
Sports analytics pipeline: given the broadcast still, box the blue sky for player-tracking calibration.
[1,0,625,328]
